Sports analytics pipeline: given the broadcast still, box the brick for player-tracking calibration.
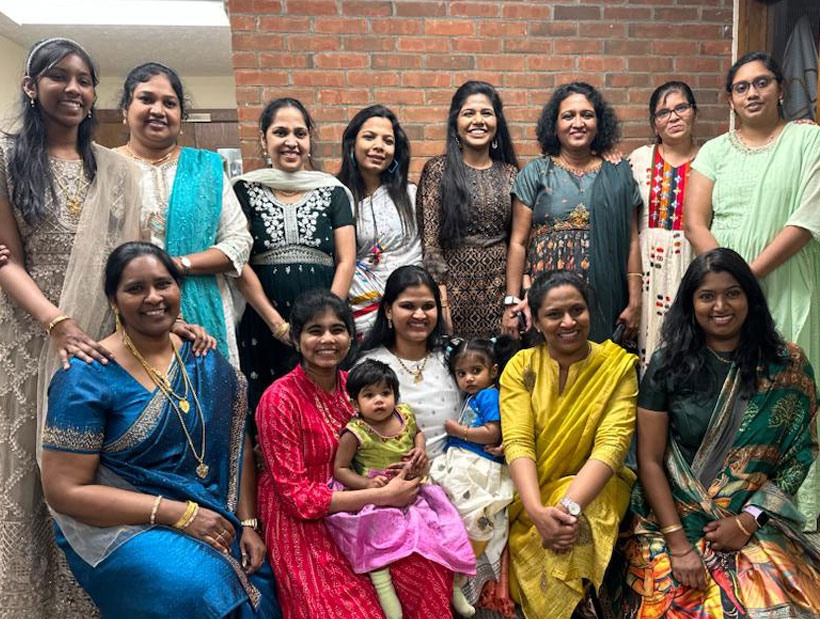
[255,16,311,31]
[627,56,673,72]
[235,69,288,86]
[316,52,370,68]
[344,36,394,51]
[317,123,346,141]
[237,105,263,122]
[232,33,285,51]
[401,71,451,88]
[504,106,541,122]
[287,35,341,51]
[527,56,575,71]
[654,7,699,21]
[318,89,370,105]
[579,56,625,72]
[425,19,476,36]
[453,38,502,54]
[650,40,698,56]
[341,0,392,16]
[401,106,448,122]
[232,52,258,68]
[230,14,256,31]
[700,40,731,55]
[603,7,650,20]
[503,73,555,89]
[479,20,526,38]
[284,0,338,15]
[397,37,450,53]
[702,8,733,23]
[553,5,601,20]
[604,40,652,55]
[229,0,281,11]
[372,54,423,69]
[371,18,423,34]
[262,87,314,103]
[585,23,626,37]
[423,124,446,140]
[554,40,603,54]
[348,71,398,86]
[424,54,475,70]
[479,55,526,71]
[259,52,311,68]
[292,70,345,87]
[504,39,552,54]
[314,18,367,33]
[309,105,348,121]
[235,86,261,104]
[449,2,498,17]
[374,89,425,105]
[453,71,503,85]
[395,1,447,17]
[529,22,577,38]
[630,23,722,40]
[501,3,551,19]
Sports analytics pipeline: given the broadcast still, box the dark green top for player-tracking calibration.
[638,348,733,464]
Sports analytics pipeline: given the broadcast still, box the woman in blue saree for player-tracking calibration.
[40,242,280,619]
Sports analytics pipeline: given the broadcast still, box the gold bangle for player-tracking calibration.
[668,545,695,558]
[660,523,683,535]
[463,427,469,441]
[274,321,289,339]
[735,516,753,537]
[46,314,70,334]
[626,272,643,279]
[181,503,199,530]
[172,500,198,529]
[149,495,163,526]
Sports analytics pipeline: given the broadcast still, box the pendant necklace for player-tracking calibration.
[53,167,88,217]
[124,143,179,166]
[395,353,429,383]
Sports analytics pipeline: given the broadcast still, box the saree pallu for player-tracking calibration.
[42,343,279,619]
[614,344,820,619]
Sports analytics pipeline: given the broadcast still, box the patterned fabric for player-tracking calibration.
[255,365,454,619]
[628,145,695,371]
[42,343,279,618]
[445,387,504,463]
[235,182,353,412]
[612,344,820,618]
[500,340,638,619]
[693,122,820,527]
[417,155,518,339]
[344,404,417,477]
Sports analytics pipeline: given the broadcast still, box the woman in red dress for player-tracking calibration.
[256,289,454,618]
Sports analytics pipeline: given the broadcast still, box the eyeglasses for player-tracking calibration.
[730,76,774,96]
[655,103,693,122]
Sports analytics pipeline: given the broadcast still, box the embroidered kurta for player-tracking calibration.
[255,365,453,619]
[500,340,638,619]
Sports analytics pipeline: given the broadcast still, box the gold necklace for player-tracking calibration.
[706,346,734,365]
[53,167,88,216]
[124,143,179,166]
[553,154,601,176]
[394,353,429,384]
[122,331,209,478]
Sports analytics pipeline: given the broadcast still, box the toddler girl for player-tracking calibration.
[326,359,476,619]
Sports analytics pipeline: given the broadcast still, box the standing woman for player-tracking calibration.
[232,98,356,412]
[628,82,699,369]
[337,105,422,340]
[684,52,820,526]
[0,39,142,617]
[417,81,519,338]
[115,62,252,366]
[504,82,642,344]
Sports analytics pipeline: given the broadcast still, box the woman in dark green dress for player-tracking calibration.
[233,98,356,411]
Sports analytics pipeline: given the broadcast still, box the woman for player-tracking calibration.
[500,270,638,619]
[232,98,356,411]
[255,288,453,618]
[505,82,642,345]
[115,62,252,366]
[417,81,519,338]
[628,81,699,369]
[0,38,143,618]
[685,52,820,526]
[337,105,422,340]
[613,248,820,618]
[40,242,279,618]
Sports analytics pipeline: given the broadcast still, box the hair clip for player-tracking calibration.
[489,336,497,344]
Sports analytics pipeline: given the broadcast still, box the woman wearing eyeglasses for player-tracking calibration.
[685,51,820,528]
[628,82,698,370]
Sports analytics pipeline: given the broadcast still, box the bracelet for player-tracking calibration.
[669,545,695,558]
[274,322,289,339]
[734,515,753,537]
[149,495,163,526]
[240,518,259,530]
[660,523,683,535]
[181,503,199,530]
[463,427,469,441]
[626,272,643,279]
[172,500,198,529]
[46,314,70,334]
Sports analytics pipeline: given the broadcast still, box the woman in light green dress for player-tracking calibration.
[685,51,820,528]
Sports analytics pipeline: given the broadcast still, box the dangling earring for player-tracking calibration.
[386,159,399,174]
[387,317,393,330]
[455,135,462,150]
[122,118,127,125]
[29,98,35,107]
[349,149,357,168]
[265,155,272,166]
[491,138,498,149]
[87,109,92,119]
[113,308,123,332]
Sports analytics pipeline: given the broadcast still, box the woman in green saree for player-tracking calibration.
[611,248,820,618]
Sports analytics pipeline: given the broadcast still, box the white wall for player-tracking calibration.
[0,36,27,128]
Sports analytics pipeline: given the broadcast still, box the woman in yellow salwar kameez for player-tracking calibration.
[500,270,638,618]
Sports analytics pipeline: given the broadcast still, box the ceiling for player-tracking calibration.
[0,1,233,77]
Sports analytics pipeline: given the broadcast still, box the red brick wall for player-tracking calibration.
[228,0,734,175]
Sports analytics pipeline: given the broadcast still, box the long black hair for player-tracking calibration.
[336,105,414,238]
[658,248,786,390]
[9,39,99,224]
[439,81,518,248]
[535,82,619,156]
[649,81,697,143]
[258,97,315,163]
[119,61,191,121]
[359,265,445,354]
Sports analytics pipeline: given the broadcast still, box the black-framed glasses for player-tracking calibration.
[731,76,774,96]
[655,103,693,122]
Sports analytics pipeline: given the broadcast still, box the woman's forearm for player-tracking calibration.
[750,225,813,279]
[509,457,543,516]
[638,459,690,551]
[626,212,642,308]
[0,262,63,325]
[175,248,233,276]
[328,487,387,514]
[237,434,257,521]
[563,459,613,510]
[330,257,355,299]
[685,223,720,255]
[505,241,526,297]
[237,265,285,330]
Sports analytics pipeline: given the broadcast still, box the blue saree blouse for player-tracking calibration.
[43,342,280,619]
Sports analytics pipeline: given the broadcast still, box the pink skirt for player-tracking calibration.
[326,482,477,576]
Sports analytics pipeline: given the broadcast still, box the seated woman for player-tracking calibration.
[40,242,280,619]
[255,289,455,618]
[613,248,820,618]
[500,270,638,619]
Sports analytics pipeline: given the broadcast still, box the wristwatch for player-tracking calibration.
[179,256,192,275]
[742,505,770,529]
[503,295,521,307]
[560,497,581,517]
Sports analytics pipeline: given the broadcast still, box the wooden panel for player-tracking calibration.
[737,0,773,56]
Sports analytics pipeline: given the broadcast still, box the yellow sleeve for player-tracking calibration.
[588,366,638,472]
[500,350,537,464]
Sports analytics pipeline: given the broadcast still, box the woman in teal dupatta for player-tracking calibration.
[40,243,280,619]
[607,248,820,619]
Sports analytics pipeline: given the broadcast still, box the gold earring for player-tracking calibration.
[113,308,123,332]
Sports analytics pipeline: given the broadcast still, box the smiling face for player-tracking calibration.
[25,53,95,130]
[124,73,182,152]
[692,271,748,350]
[556,93,597,153]
[453,353,497,396]
[262,105,310,172]
[729,60,781,127]
[456,93,497,153]
[354,116,395,176]
[297,310,351,373]
[112,255,180,338]
[354,380,397,424]
[535,284,590,358]
[653,90,695,145]
[385,284,438,347]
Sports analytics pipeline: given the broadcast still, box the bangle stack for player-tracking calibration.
[274,322,289,339]
[46,314,70,334]
[660,523,683,535]
[149,495,164,526]
[172,500,200,530]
